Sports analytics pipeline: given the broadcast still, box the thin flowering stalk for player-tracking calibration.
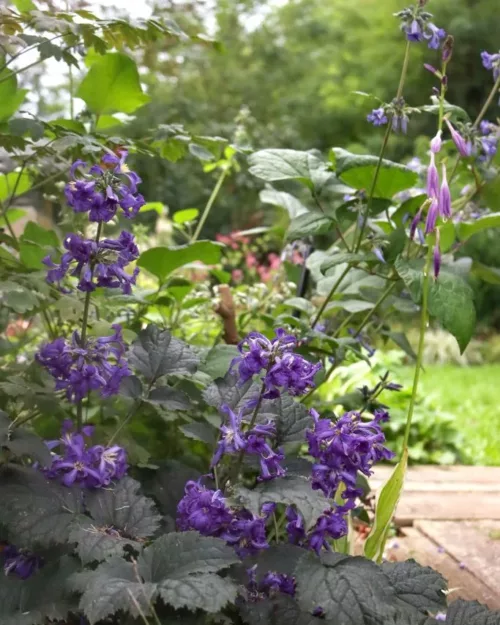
[472,72,500,130]
[76,221,103,431]
[191,167,229,243]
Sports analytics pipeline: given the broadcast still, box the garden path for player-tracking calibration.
[370,465,500,609]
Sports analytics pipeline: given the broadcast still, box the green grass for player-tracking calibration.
[394,364,500,466]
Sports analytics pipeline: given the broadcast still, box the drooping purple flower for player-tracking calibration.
[426,152,440,199]
[307,508,348,555]
[222,510,269,557]
[410,207,423,240]
[430,130,443,154]
[3,545,43,580]
[65,151,145,222]
[439,164,451,219]
[246,566,296,600]
[367,108,388,127]
[445,119,473,157]
[44,231,139,295]
[406,18,423,42]
[481,50,500,80]
[425,197,439,234]
[285,506,306,544]
[177,481,232,535]
[425,23,446,50]
[397,8,446,50]
[43,420,128,488]
[36,325,131,403]
[392,112,409,134]
[373,247,386,263]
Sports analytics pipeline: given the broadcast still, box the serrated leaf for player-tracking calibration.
[235,476,329,529]
[260,188,309,218]
[381,560,447,613]
[364,450,407,563]
[138,241,223,283]
[260,394,313,446]
[287,212,334,239]
[147,386,191,410]
[0,465,84,548]
[119,374,144,399]
[202,371,260,411]
[395,258,476,353]
[0,411,52,465]
[446,599,500,625]
[179,421,218,445]
[77,53,150,115]
[332,148,418,199]
[129,325,198,382]
[200,344,239,380]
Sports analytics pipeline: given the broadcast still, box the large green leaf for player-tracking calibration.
[77,53,150,115]
[395,257,476,353]
[0,71,27,123]
[445,599,500,625]
[331,148,418,199]
[287,212,334,239]
[364,450,407,562]
[456,213,500,240]
[0,171,32,202]
[248,149,335,194]
[137,241,223,283]
[260,188,309,218]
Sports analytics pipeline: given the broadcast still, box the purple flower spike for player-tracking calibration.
[439,164,451,219]
[367,107,388,127]
[425,198,439,235]
[445,119,473,157]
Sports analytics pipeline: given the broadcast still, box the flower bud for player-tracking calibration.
[425,197,439,234]
[426,152,440,198]
[445,119,472,157]
[433,230,441,279]
[430,130,443,153]
[439,164,451,218]
[442,35,454,63]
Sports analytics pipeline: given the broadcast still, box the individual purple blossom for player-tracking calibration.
[481,50,500,80]
[426,152,440,199]
[373,247,385,263]
[433,235,441,280]
[397,8,446,50]
[435,614,447,622]
[65,151,145,222]
[44,231,139,295]
[480,120,493,135]
[285,506,306,544]
[246,566,296,600]
[36,325,131,403]
[307,509,348,555]
[3,545,43,580]
[425,197,439,234]
[43,420,128,488]
[445,119,473,157]
[425,23,446,50]
[222,510,269,557]
[430,130,443,154]
[367,107,388,127]
[392,111,409,134]
[439,164,451,219]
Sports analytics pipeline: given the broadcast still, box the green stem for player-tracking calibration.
[310,265,351,330]
[108,399,143,445]
[396,40,411,100]
[354,281,397,336]
[473,73,500,130]
[191,168,228,243]
[76,222,103,431]
[402,245,432,450]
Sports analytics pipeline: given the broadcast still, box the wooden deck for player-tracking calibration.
[370,465,500,609]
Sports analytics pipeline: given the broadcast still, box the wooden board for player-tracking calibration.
[385,526,500,610]
[392,493,500,524]
[416,520,500,599]
[372,465,500,484]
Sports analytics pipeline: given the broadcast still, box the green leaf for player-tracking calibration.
[456,212,500,240]
[332,148,418,198]
[77,53,150,115]
[0,171,31,202]
[8,117,44,140]
[0,411,52,466]
[395,257,476,353]
[260,188,309,218]
[138,241,223,282]
[326,299,374,313]
[445,599,500,625]
[71,477,161,564]
[13,0,37,10]
[321,252,368,273]
[471,261,500,285]
[0,465,84,548]
[364,449,408,562]
[140,201,165,215]
[173,208,199,223]
[283,297,316,316]
[200,344,239,379]
[0,281,39,313]
[235,476,330,529]
[0,71,27,123]
[179,421,218,445]
[421,100,470,122]
[381,560,447,613]
[0,208,26,227]
[22,220,59,246]
[248,149,334,193]
[202,371,260,411]
[147,386,191,410]
[95,114,123,130]
[261,393,313,446]
[287,212,333,239]
[129,325,198,382]
[382,331,417,360]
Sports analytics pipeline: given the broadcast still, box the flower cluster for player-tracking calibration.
[481,50,500,81]
[395,5,446,49]
[212,404,285,481]
[44,230,139,294]
[285,506,348,555]
[307,408,394,504]
[367,97,411,134]
[176,481,269,557]
[231,328,322,398]
[65,150,145,222]
[36,325,130,403]
[246,565,295,600]
[43,420,127,488]
[2,544,43,580]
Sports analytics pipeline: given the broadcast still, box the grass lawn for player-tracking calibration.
[394,364,500,466]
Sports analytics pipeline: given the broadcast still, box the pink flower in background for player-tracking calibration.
[246,253,258,268]
[268,253,281,270]
[232,269,243,283]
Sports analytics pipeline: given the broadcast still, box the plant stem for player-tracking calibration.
[355,281,397,336]
[396,41,411,100]
[310,265,351,330]
[191,168,228,243]
[473,73,500,130]
[402,245,432,450]
[75,221,103,431]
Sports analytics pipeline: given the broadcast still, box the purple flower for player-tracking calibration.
[65,152,145,222]
[435,613,447,622]
[348,328,376,358]
[36,325,131,403]
[285,506,306,544]
[307,409,394,503]
[222,510,269,557]
[425,23,446,50]
[177,481,232,535]
[3,545,42,580]
[439,164,451,219]
[307,509,348,555]
[405,19,423,42]
[425,197,439,234]
[430,130,443,154]
[231,329,321,398]
[426,152,440,199]
[246,566,296,599]
[392,112,409,134]
[445,119,473,157]
[44,231,139,295]
[211,404,246,467]
[367,108,388,127]
[410,207,423,240]
[398,9,446,50]
[433,239,441,280]
[43,420,128,488]
[481,50,500,80]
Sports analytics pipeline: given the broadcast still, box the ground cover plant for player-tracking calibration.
[1,0,500,624]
